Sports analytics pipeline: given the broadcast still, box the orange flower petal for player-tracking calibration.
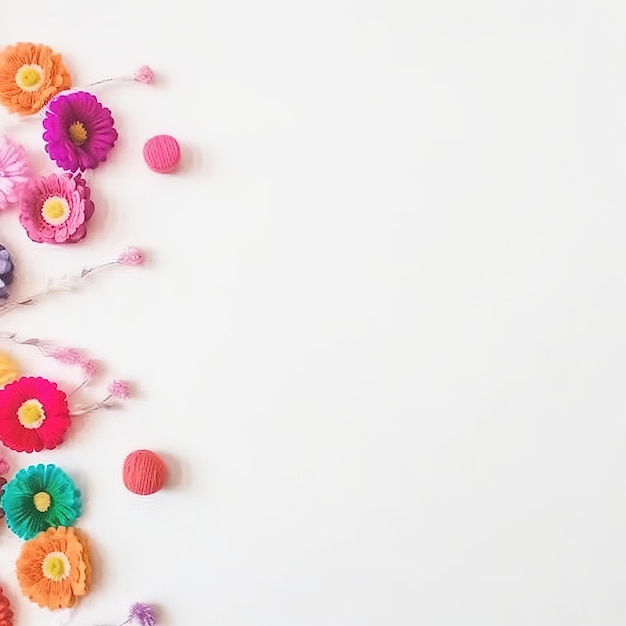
[17,527,91,610]
[0,43,71,115]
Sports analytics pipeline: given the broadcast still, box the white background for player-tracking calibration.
[1,0,626,624]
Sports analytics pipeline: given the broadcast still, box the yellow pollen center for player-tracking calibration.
[15,64,44,92]
[68,121,88,146]
[41,197,69,225]
[17,399,46,429]
[33,491,51,512]
[42,552,70,582]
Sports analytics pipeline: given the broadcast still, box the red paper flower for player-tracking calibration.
[0,586,13,626]
[0,377,70,452]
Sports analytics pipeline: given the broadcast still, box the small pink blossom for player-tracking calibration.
[0,457,9,475]
[80,359,97,379]
[118,246,145,266]
[52,347,82,365]
[134,65,154,84]
[108,379,131,399]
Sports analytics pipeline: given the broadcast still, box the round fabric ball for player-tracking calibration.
[123,450,167,495]
[143,135,181,173]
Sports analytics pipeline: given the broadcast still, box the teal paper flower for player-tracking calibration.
[1,464,82,540]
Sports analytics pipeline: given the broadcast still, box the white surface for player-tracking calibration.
[1,1,625,624]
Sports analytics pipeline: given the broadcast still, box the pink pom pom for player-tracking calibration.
[134,65,154,84]
[0,457,9,476]
[118,246,145,266]
[108,379,131,399]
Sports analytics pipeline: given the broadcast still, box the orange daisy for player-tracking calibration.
[16,526,91,610]
[0,43,71,116]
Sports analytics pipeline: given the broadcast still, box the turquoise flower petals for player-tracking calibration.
[1,464,82,540]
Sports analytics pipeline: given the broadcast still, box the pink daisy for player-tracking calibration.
[0,135,31,210]
[19,173,95,244]
[0,377,71,452]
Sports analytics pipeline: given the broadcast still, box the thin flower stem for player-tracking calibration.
[68,378,90,396]
[81,261,118,278]
[0,262,121,316]
[82,76,130,88]
[70,395,113,416]
[0,332,50,355]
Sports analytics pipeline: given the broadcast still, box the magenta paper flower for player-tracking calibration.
[43,91,118,172]
[19,173,95,244]
[0,135,31,210]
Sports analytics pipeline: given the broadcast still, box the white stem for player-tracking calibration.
[68,378,90,396]
[70,395,112,416]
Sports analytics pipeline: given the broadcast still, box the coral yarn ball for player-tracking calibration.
[123,450,167,495]
[143,135,181,173]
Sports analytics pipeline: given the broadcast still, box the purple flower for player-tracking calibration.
[43,91,118,172]
[128,603,156,626]
[0,245,13,300]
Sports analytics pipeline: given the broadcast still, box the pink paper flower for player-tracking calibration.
[118,246,145,266]
[0,457,9,476]
[0,135,31,210]
[134,66,154,85]
[107,380,130,399]
[19,173,95,244]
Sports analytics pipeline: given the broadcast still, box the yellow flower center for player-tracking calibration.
[17,399,46,429]
[15,64,44,92]
[33,491,51,512]
[41,197,70,226]
[42,551,70,581]
[68,121,88,146]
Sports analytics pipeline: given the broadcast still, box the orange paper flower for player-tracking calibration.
[0,352,19,389]
[0,587,13,626]
[0,43,71,116]
[17,526,90,610]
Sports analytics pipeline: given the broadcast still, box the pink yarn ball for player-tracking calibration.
[143,135,181,173]
[123,450,167,495]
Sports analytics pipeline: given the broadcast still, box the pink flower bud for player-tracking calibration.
[108,379,131,399]
[118,246,145,266]
[134,65,154,84]
[52,347,82,365]
[80,359,97,379]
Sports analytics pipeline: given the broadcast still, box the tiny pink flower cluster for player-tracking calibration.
[51,347,98,380]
